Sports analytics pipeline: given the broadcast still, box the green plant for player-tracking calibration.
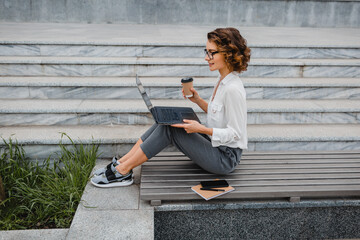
[0,134,99,230]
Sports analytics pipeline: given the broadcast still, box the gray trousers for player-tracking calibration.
[140,124,242,175]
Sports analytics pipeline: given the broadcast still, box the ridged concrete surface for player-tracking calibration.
[1,99,359,113]
[1,44,359,59]
[1,124,360,145]
[1,23,360,47]
[1,56,360,66]
[1,76,360,87]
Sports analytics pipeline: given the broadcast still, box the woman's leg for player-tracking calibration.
[114,123,173,175]
[118,138,143,163]
[167,127,239,175]
[116,147,148,175]
[139,124,239,175]
[116,123,239,176]
[117,124,158,163]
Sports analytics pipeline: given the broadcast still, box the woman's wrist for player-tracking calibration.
[201,126,213,136]
[193,96,203,104]
[195,97,207,107]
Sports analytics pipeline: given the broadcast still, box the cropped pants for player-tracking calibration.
[140,124,242,175]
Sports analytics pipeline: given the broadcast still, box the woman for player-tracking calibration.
[91,27,250,187]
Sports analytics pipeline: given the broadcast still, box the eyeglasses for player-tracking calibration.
[204,49,223,60]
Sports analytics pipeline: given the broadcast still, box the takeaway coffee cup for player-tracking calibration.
[181,77,194,98]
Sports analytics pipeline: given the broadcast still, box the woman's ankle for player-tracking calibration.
[115,164,130,176]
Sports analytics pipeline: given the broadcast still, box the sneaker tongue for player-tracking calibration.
[111,162,119,173]
[112,156,118,164]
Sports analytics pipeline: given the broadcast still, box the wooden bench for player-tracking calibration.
[140,151,360,206]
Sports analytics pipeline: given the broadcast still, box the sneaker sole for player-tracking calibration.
[90,178,134,188]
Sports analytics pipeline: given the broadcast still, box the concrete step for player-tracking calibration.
[2,24,359,48]
[1,76,360,99]
[1,24,359,50]
[1,99,359,125]
[1,124,359,159]
[0,56,359,77]
[1,43,359,59]
[0,229,69,240]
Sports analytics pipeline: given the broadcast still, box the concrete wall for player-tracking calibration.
[0,0,359,27]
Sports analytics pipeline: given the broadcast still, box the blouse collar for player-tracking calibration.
[219,71,238,85]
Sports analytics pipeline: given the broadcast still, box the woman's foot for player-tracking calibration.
[93,156,119,176]
[90,162,133,188]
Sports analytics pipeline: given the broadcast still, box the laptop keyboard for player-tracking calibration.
[160,108,180,122]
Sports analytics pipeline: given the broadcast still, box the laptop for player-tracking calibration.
[136,75,200,125]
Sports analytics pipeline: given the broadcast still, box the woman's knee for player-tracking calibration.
[141,123,159,141]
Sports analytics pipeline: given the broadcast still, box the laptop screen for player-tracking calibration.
[136,75,154,111]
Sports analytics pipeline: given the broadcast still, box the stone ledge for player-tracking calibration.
[1,23,359,46]
[1,56,359,66]
[155,198,360,212]
[1,76,360,87]
[66,157,154,239]
[0,229,69,240]
[1,99,360,113]
[1,124,360,145]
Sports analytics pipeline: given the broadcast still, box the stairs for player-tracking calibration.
[0,24,359,160]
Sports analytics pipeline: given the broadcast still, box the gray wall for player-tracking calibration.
[1,0,359,27]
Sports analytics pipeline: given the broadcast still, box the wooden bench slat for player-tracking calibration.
[145,158,360,166]
[241,154,360,160]
[149,154,360,162]
[140,188,360,201]
[141,173,360,182]
[140,178,360,189]
[240,159,360,164]
[141,168,360,176]
[240,151,360,156]
[154,151,360,157]
[145,158,360,165]
[154,151,360,158]
[140,184,360,195]
[154,151,360,156]
[142,163,360,171]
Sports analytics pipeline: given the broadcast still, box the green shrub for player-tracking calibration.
[0,134,99,230]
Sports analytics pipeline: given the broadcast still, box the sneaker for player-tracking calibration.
[93,156,119,176]
[90,163,133,188]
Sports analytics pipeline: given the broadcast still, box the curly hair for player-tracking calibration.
[207,28,251,73]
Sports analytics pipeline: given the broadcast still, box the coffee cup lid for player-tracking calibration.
[181,77,193,83]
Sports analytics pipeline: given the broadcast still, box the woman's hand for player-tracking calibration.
[171,119,213,135]
[181,86,208,113]
[182,87,201,104]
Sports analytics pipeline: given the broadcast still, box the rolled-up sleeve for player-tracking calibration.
[211,87,247,148]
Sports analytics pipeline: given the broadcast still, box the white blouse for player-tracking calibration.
[207,72,248,149]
